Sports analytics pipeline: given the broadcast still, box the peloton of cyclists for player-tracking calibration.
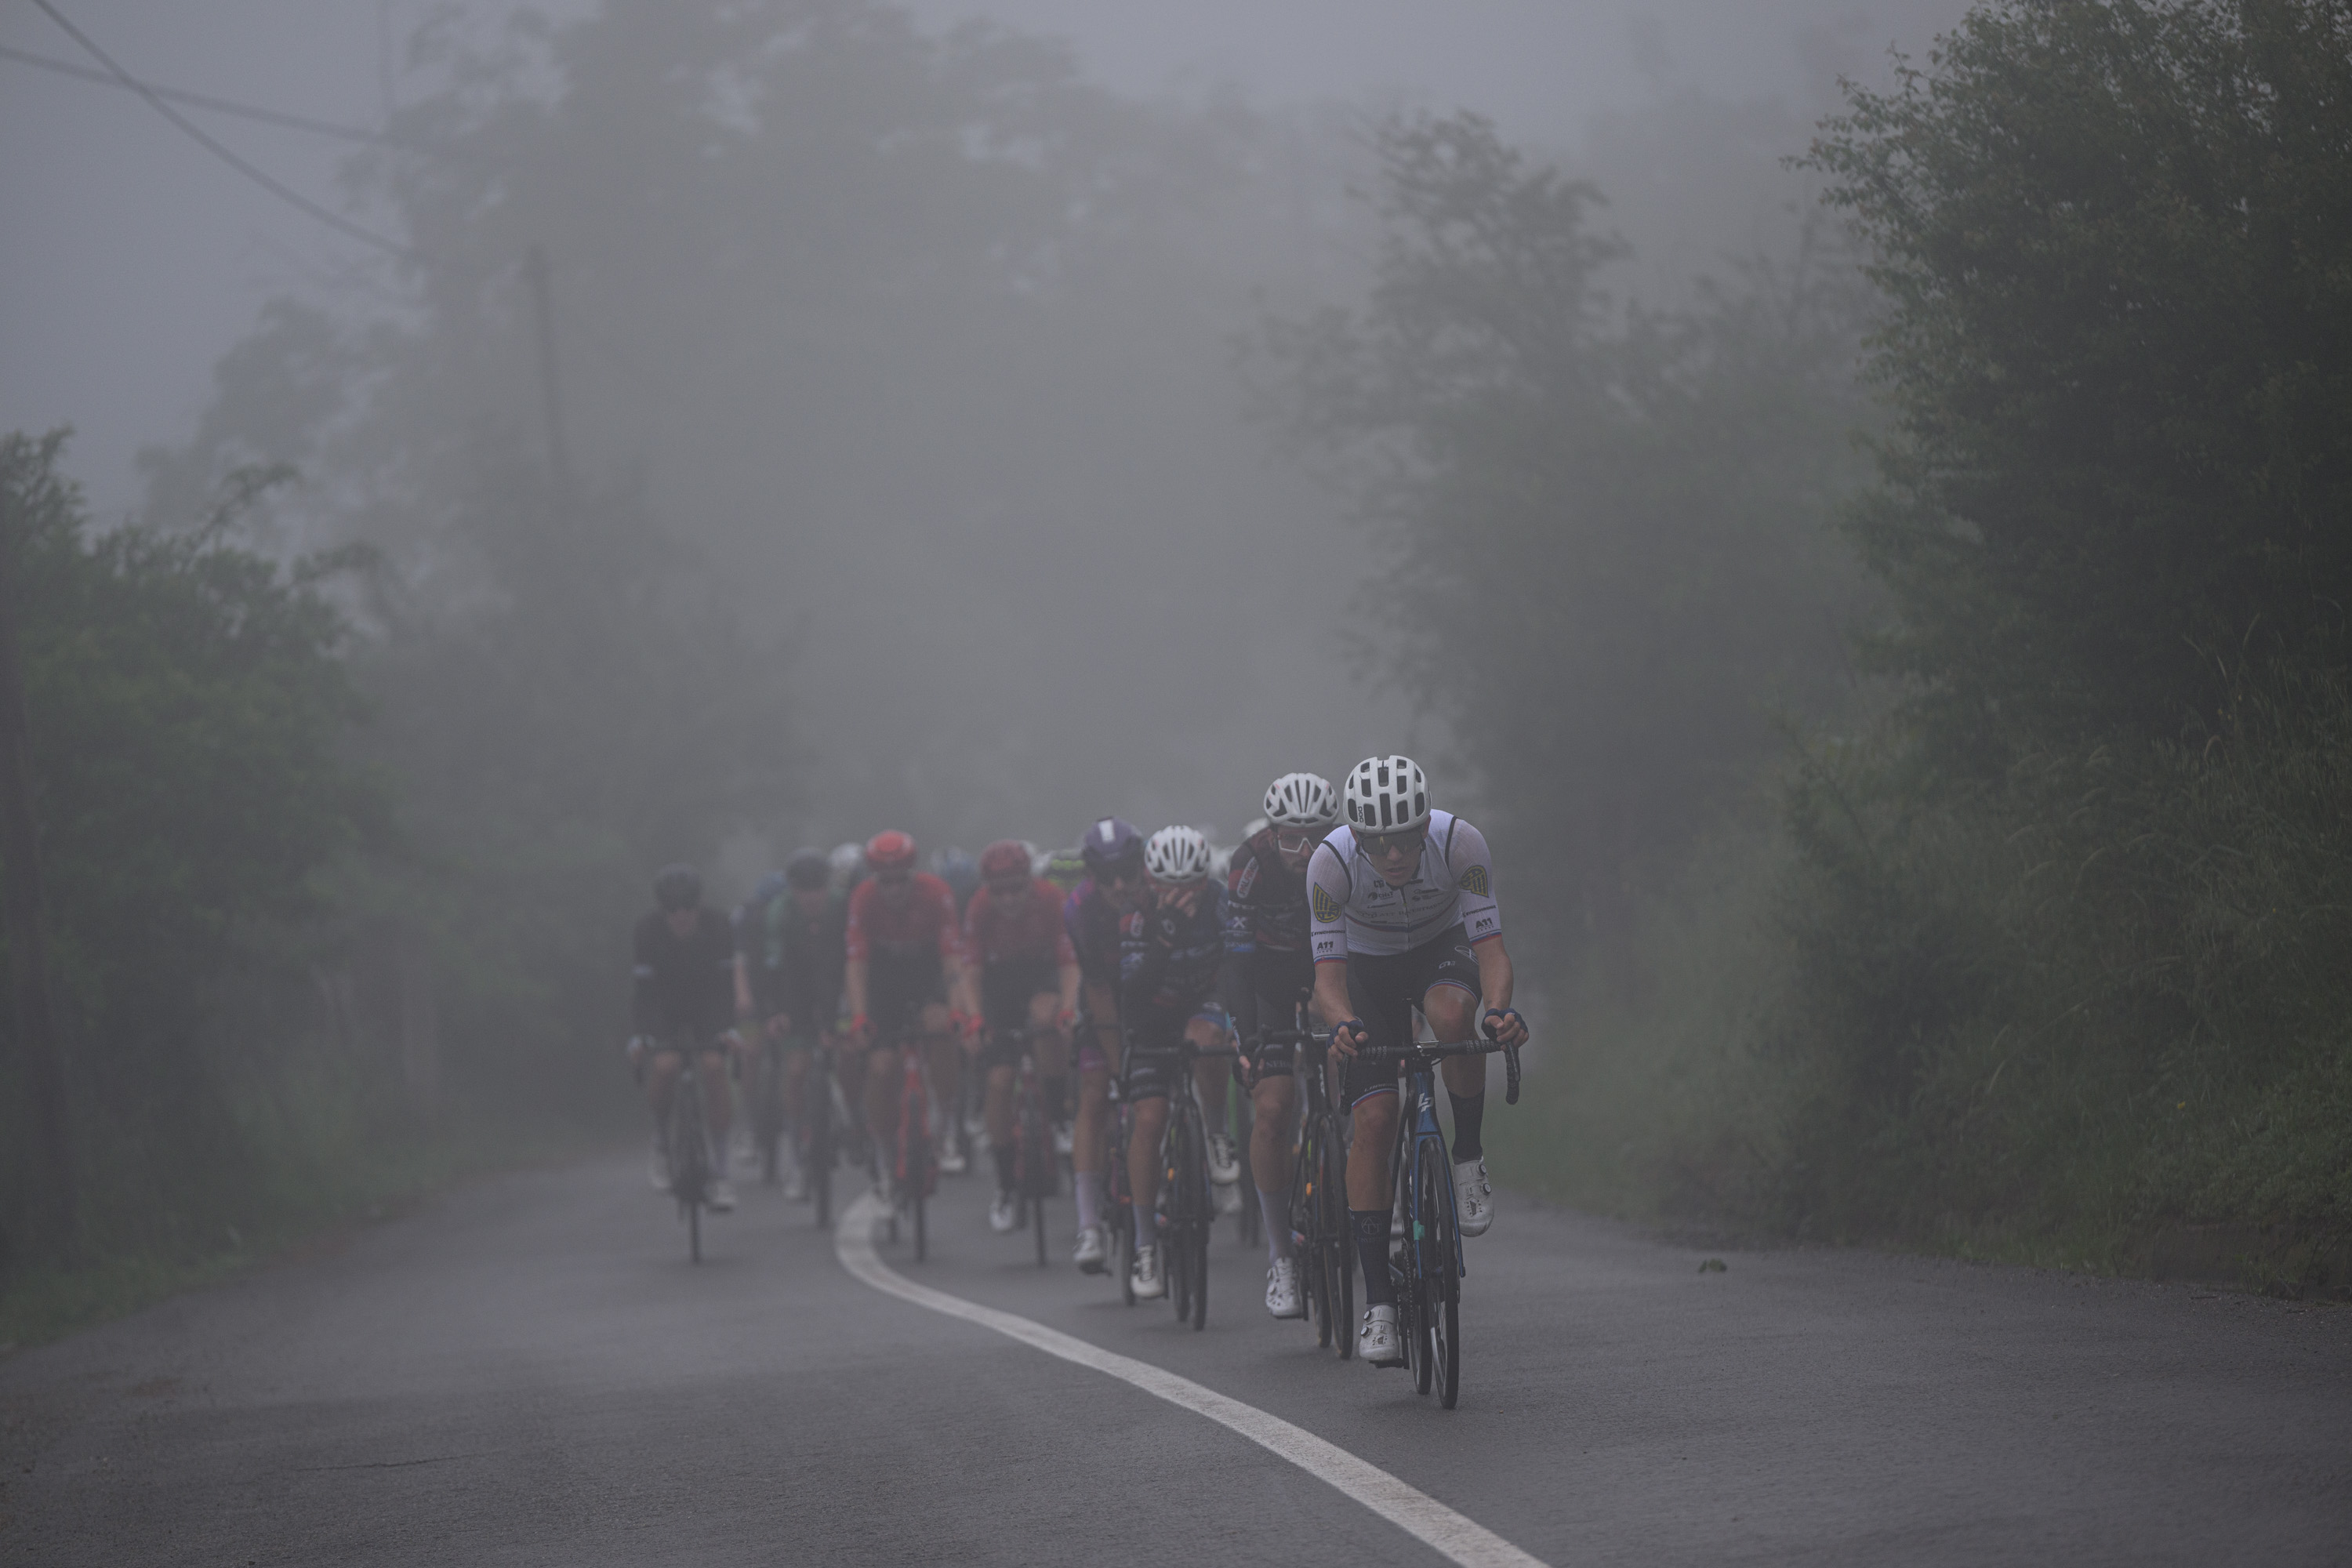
[626,753,1530,1379]
[629,863,743,1214]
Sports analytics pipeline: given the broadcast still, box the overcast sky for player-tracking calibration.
[0,1,1965,518]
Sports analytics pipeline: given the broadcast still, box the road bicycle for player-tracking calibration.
[871,1024,938,1261]
[1254,1021,1353,1356]
[798,1035,854,1230]
[992,1022,1061,1267]
[744,1028,792,1187]
[1356,1021,1522,1409]
[1138,1030,1239,1331]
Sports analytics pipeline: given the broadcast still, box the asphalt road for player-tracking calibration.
[4,1151,2348,1566]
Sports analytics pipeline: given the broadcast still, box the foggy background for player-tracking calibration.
[1,0,1968,876]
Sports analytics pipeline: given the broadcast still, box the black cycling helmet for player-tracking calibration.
[784,848,831,891]
[653,862,702,911]
[1079,816,1142,870]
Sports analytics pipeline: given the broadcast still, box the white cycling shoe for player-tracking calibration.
[1131,1243,1167,1299]
[648,1138,672,1193]
[938,1144,968,1177]
[989,1190,1020,1233]
[1265,1257,1304,1319]
[1207,1131,1242,1186]
[1454,1156,1494,1237]
[707,1177,737,1214]
[1052,1121,1075,1158]
[780,1160,808,1202]
[1214,1181,1243,1217]
[1074,1224,1110,1275]
[1358,1304,1405,1367]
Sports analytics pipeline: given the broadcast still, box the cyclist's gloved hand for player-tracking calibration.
[1482,1007,1528,1047]
[951,1008,982,1044]
[849,1012,873,1044]
[1331,1018,1370,1057]
[1056,1004,1079,1032]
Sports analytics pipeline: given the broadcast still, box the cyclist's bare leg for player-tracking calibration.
[645,1049,684,1128]
[782,1045,810,1134]
[1189,1021,1229,1127]
[1127,1093,1171,1237]
[918,1000,960,1142]
[699,1047,734,1149]
[1072,982,1120,1178]
[984,1062,1017,1149]
[863,1044,901,1160]
[1345,1087,1398,1210]
[1250,1071,1299,1257]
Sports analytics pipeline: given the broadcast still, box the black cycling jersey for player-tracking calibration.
[632,906,735,1045]
[750,888,849,1038]
[1221,830,1315,1047]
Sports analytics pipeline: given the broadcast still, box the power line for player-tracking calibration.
[0,42,410,150]
[30,0,419,262]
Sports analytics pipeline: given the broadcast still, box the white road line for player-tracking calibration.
[835,1192,1548,1568]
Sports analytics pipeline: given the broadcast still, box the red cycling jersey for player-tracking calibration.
[964,878,1078,969]
[844,873,966,964]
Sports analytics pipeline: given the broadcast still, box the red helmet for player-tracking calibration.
[864,829,918,872]
[978,839,1030,879]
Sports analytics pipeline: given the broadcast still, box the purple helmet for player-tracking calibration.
[1080,816,1142,871]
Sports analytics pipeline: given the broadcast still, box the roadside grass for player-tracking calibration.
[0,1112,605,1351]
[1489,706,2352,1297]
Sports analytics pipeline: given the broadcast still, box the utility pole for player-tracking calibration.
[0,470,76,1261]
[523,243,575,513]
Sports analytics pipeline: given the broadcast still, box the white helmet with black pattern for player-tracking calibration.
[1142,824,1212,884]
[1262,771,1341,829]
[1343,755,1430,835]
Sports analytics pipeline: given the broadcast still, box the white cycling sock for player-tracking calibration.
[1258,1187,1294,1264]
[1133,1207,1155,1254]
[1076,1171,1105,1232]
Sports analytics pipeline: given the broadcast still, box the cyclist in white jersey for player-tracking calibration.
[1308,755,1528,1367]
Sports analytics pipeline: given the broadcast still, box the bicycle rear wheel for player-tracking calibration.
[670,1076,709,1266]
[1171,1100,1210,1329]
[1410,1143,1452,1397]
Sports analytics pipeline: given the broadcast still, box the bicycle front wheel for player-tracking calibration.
[1319,1116,1354,1358]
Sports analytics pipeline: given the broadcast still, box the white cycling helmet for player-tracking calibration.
[1142,824,1212,884]
[1263,771,1341,829]
[827,840,866,891]
[1343,754,1430,835]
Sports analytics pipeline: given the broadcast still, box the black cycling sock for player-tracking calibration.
[1351,1209,1395,1307]
[1448,1090,1486,1162]
[992,1144,1017,1192]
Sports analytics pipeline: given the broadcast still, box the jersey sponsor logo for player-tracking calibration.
[1470,914,1497,937]
[1312,884,1341,924]
[1457,866,1489,897]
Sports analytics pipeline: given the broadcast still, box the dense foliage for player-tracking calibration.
[1482,1,2352,1283]
[1269,114,1872,934]
[0,431,379,1269]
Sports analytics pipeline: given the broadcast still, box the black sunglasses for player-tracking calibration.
[1360,828,1426,858]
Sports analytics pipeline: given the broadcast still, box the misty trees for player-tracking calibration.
[0,433,379,1269]
[1269,114,1869,935]
[1751,0,2352,1247]
[1807,0,2352,772]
